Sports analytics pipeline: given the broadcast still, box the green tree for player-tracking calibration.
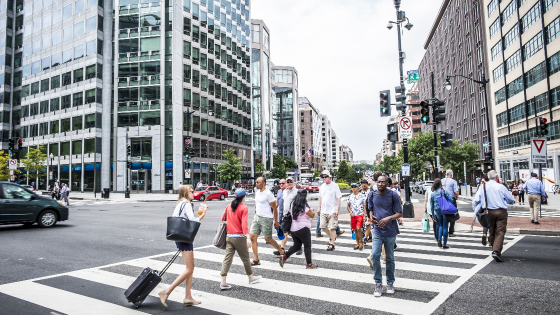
[254,162,266,178]
[312,169,320,180]
[282,156,298,170]
[336,160,350,182]
[0,151,21,181]
[216,149,242,187]
[21,146,47,185]
[270,155,287,179]
[376,155,399,175]
[440,140,480,180]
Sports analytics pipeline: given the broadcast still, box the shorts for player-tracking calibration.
[176,241,193,251]
[319,213,338,230]
[351,214,364,230]
[250,215,274,238]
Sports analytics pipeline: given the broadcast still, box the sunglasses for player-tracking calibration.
[321,176,329,178]
[351,186,358,188]
[279,182,286,185]
[287,180,293,183]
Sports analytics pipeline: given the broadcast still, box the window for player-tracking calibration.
[50,98,59,111]
[62,72,71,86]
[63,4,72,20]
[521,1,541,34]
[72,140,82,154]
[61,118,71,132]
[62,48,73,63]
[507,76,524,99]
[75,0,84,14]
[523,32,543,61]
[41,79,49,92]
[50,120,59,134]
[546,16,560,44]
[505,50,522,74]
[61,95,71,109]
[491,40,502,60]
[489,18,500,38]
[495,87,506,104]
[493,64,504,82]
[74,68,83,83]
[501,0,517,25]
[86,64,96,79]
[74,21,84,37]
[502,24,519,50]
[524,62,547,89]
[73,92,83,107]
[527,92,549,115]
[496,111,508,127]
[251,24,259,43]
[544,0,559,12]
[488,0,498,16]
[508,103,526,124]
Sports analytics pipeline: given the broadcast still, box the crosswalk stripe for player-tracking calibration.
[70,269,309,315]
[0,281,147,315]
[190,250,450,292]
[125,258,427,315]
[456,200,469,205]
[253,244,468,276]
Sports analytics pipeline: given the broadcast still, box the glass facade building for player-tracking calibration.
[3,0,253,192]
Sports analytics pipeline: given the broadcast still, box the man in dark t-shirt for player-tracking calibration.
[367,175,403,298]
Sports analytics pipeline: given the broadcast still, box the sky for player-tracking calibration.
[252,0,443,161]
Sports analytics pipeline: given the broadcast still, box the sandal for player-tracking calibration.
[326,244,335,251]
[251,259,260,266]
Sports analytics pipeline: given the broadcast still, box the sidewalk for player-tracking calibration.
[338,206,560,237]
[459,190,560,211]
[65,192,179,202]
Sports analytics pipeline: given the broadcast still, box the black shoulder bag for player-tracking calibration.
[281,201,293,232]
[166,201,201,244]
[476,183,492,228]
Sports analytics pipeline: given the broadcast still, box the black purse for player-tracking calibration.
[281,201,293,232]
[166,201,201,244]
[476,183,492,229]
[446,212,461,222]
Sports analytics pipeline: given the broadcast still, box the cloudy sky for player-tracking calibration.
[252,0,443,161]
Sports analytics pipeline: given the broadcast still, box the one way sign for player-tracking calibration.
[531,138,547,164]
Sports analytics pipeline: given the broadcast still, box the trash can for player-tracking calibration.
[103,188,110,199]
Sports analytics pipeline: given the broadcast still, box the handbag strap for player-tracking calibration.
[483,183,488,211]
[159,250,181,276]
[178,200,190,221]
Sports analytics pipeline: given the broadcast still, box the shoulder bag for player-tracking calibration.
[422,212,431,233]
[476,183,492,228]
[281,201,293,232]
[166,201,201,244]
[212,206,228,250]
[438,189,458,215]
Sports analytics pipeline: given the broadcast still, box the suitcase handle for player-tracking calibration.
[158,250,181,276]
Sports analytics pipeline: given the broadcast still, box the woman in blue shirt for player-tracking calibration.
[430,179,455,249]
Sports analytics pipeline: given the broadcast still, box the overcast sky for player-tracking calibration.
[252,0,443,161]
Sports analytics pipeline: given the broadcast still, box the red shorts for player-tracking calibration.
[350,214,364,230]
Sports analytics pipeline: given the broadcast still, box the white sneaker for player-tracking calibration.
[386,283,395,294]
[374,283,383,297]
[367,255,373,269]
[249,275,262,284]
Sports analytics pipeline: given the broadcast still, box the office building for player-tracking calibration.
[418,0,494,172]
[321,114,333,169]
[298,96,322,178]
[483,0,560,187]
[331,128,339,169]
[11,0,253,193]
[339,144,353,165]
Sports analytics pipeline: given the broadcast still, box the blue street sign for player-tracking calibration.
[407,70,418,75]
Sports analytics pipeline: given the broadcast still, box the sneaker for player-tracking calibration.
[438,240,442,248]
[279,254,286,268]
[359,244,364,251]
[306,263,318,269]
[531,220,535,223]
[492,251,504,262]
[393,243,398,251]
[272,248,285,256]
[449,233,456,237]
[366,255,373,269]
[249,275,262,284]
[336,230,345,236]
[443,245,449,249]
[374,283,383,297]
[354,244,360,250]
[386,283,395,294]
[482,234,487,246]
[534,221,540,225]
[296,248,303,255]
[220,284,232,290]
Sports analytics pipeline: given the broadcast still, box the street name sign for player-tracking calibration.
[406,70,418,76]
[399,116,413,139]
[402,164,410,177]
[8,159,17,170]
[531,138,547,164]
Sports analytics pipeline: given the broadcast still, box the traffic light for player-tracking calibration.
[8,138,14,151]
[379,90,391,117]
[127,161,132,169]
[433,99,446,124]
[184,146,190,158]
[395,86,406,110]
[539,117,548,136]
[127,144,131,156]
[387,123,398,142]
[189,147,196,158]
[420,101,430,123]
[441,133,453,148]
[484,151,492,161]
[17,139,23,150]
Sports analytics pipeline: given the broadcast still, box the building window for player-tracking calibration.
[502,24,519,50]
[495,87,506,104]
[527,91,549,115]
[487,0,498,17]
[508,103,526,124]
[489,18,500,38]
[523,32,543,61]
[506,76,524,99]
[493,64,504,82]
[501,0,517,25]
[546,16,560,44]
[251,24,259,43]
[545,0,559,12]
[491,40,502,60]
[505,50,522,74]
[521,1,541,34]
[524,62,547,89]
[496,111,508,127]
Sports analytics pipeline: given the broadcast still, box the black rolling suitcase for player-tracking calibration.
[124,250,181,307]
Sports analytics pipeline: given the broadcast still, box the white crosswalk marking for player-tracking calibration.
[456,200,469,205]
[0,230,524,315]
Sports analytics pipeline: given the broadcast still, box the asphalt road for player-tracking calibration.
[1,194,559,314]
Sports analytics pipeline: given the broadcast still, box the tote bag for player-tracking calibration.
[437,190,458,215]
[166,201,201,244]
[422,212,431,233]
[212,207,228,249]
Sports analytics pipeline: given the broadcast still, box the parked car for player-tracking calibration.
[413,181,423,193]
[305,182,321,193]
[193,186,229,201]
[420,181,434,194]
[0,181,69,228]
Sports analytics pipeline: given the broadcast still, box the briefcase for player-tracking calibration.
[124,250,180,307]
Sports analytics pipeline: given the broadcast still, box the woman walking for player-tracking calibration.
[220,188,262,290]
[279,189,318,269]
[429,179,455,249]
[517,179,525,205]
[158,185,207,309]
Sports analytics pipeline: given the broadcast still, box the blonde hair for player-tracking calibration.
[177,185,194,204]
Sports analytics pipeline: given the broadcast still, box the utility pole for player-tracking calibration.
[432,72,438,179]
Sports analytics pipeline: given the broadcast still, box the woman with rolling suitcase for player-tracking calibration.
[158,185,207,309]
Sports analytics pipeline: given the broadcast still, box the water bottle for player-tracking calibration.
[352,231,355,240]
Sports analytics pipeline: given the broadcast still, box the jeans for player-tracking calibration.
[316,216,340,235]
[435,210,449,245]
[371,233,396,284]
[286,227,312,264]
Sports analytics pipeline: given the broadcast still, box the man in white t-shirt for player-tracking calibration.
[250,177,284,265]
[317,170,342,251]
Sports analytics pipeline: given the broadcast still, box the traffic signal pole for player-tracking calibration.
[431,72,439,179]
[394,0,414,218]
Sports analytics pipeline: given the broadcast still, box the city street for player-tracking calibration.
[1,196,559,315]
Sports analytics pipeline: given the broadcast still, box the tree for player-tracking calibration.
[270,155,287,179]
[216,149,242,187]
[440,140,480,180]
[312,169,320,180]
[282,156,298,170]
[375,155,399,176]
[0,151,21,181]
[336,160,351,182]
[254,162,266,178]
[21,146,47,185]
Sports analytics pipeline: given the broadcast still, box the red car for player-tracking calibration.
[193,186,229,201]
[305,182,321,192]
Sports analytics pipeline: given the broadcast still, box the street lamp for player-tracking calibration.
[252,147,256,180]
[49,153,54,185]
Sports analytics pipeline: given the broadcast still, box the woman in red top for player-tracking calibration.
[219,188,263,290]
